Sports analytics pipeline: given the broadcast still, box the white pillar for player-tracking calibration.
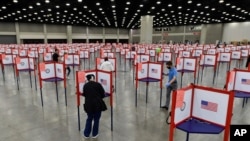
[66,25,72,44]
[15,22,20,44]
[140,15,153,44]
[43,24,47,44]
[86,27,89,43]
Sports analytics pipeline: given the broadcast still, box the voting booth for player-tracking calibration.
[198,54,218,84]
[225,69,250,107]
[216,52,232,72]
[43,52,53,62]
[63,53,81,78]
[14,57,37,90]
[169,84,234,141]
[79,50,90,69]
[135,62,163,107]
[231,51,241,68]
[157,52,172,62]
[176,57,197,87]
[75,70,114,131]
[192,49,203,58]
[0,54,17,80]
[38,62,67,107]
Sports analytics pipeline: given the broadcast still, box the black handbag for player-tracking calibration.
[98,98,107,111]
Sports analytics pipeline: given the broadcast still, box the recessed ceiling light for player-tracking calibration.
[2,6,6,9]
[151,7,155,9]
[78,0,82,2]
[66,3,70,6]
[168,4,172,7]
[231,5,236,8]
[205,6,209,9]
[139,4,143,7]
[219,0,224,3]
[236,8,241,10]
[126,2,130,5]
[211,8,216,11]
[178,6,182,9]
[226,3,230,6]
[96,2,100,6]
[45,0,50,3]
[13,0,18,3]
[29,6,33,9]
[188,0,192,4]
[156,1,161,4]
[197,3,201,6]
[112,5,115,8]
[83,6,87,9]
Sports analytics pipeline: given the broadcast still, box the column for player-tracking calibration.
[86,27,89,43]
[66,25,72,44]
[15,22,20,44]
[117,28,119,43]
[102,27,105,43]
[183,26,186,43]
[43,24,48,44]
[140,15,153,44]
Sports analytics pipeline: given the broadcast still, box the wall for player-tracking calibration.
[200,24,223,44]
[0,22,129,44]
[131,25,202,44]
[222,22,250,43]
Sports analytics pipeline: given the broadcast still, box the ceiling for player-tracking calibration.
[0,0,250,29]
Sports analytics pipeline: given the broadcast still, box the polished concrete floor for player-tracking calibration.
[0,52,249,141]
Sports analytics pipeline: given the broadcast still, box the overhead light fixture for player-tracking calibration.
[66,3,70,6]
[126,2,130,5]
[168,4,172,7]
[231,5,236,8]
[205,6,209,9]
[226,3,230,6]
[78,0,82,2]
[2,6,6,9]
[188,0,192,4]
[45,0,50,3]
[96,2,100,6]
[29,6,33,9]
[178,6,182,9]
[13,0,18,3]
[156,1,161,4]
[219,0,224,3]
[197,3,201,6]
[139,4,143,7]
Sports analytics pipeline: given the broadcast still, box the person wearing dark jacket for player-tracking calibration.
[246,55,250,69]
[82,74,106,139]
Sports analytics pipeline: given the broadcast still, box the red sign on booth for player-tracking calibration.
[1,54,6,59]
[229,71,235,83]
[78,71,85,83]
[176,90,185,108]
[39,63,45,71]
[15,57,21,64]
[138,63,142,71]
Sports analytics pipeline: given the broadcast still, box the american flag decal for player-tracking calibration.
[186,62,192,66]
[207,58,212,61]
[57,68,61,73]
[241,79,250,85]
[201,100,218,112]
[151,68,158,73]
[100,79,107,85]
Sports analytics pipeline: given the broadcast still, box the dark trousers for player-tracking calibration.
[65,66,71,76]
[165,83,178,108]
[83,112,102,137]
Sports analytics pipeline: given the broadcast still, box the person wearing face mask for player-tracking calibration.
[82,74,107,139]
[161,61,178,110]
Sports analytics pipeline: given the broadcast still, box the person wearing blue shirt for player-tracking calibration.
[161,61,178,110]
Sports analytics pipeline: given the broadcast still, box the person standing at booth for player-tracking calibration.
[99,57,115,92]
[52,49,71,79]
[246,55,250,69]
[99,57,114,72]
[161,61,178,110]
[82,74,107,139]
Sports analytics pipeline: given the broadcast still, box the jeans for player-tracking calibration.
[65,66,71,76]
[83,112,102,137]
[165,83,178,108]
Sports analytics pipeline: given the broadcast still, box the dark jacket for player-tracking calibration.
[246,55,250,68]
[83,81,105,113]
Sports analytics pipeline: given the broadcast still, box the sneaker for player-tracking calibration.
[161,106,168,110]
[82,134,89,139]
[67,76,70,80]
[92,134,99,138]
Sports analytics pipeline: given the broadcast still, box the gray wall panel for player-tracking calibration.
[0,35,17,44]
[119,29,129,34]
[89,27,103,34]
[72,26,86,33]
[46,24,66,33]
[105,28,117,34]
[0,22,15,32]
[19,23,43,32]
